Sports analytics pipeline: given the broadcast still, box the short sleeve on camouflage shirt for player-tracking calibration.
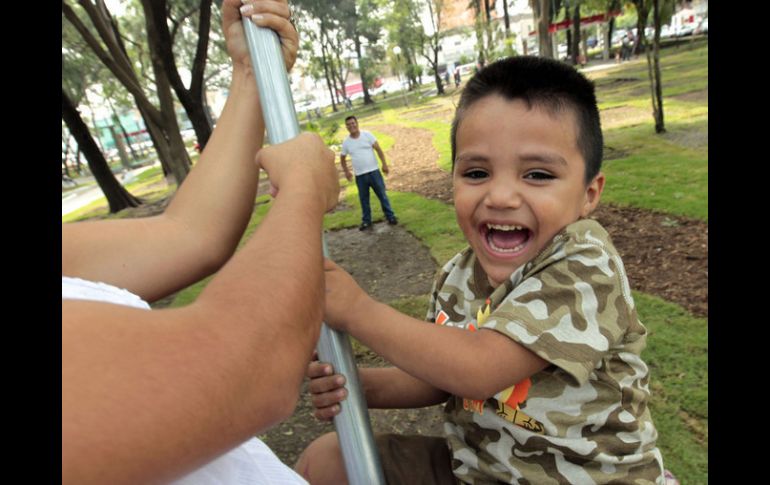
[483,219,641,386]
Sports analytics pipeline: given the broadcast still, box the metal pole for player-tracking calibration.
[242,18,385,485]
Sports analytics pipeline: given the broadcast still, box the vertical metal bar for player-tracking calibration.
[242,18,385,485]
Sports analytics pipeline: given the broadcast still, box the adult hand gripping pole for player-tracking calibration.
[241,18,385,485]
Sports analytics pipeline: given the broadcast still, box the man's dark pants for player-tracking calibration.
[355,170,396,225]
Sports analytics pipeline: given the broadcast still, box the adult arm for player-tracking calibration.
[62,133,339,485]
[340,153,353,181]
[61,0,298,303]
[372,140,389,174]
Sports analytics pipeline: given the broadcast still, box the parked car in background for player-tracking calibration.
[660,24,674,38]
[694,17,708,35]
[557,43,568,60]
[611,28,627,47]
[294,99,318,114]
[675,23,695,37]
[370,79,407,96]
[457,63,476,76]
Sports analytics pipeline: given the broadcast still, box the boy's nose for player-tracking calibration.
[485,178,522,210]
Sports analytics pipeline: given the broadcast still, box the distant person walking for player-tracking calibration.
[340,115,398,231]
[621,31,635,61]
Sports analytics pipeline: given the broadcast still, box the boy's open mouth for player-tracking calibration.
[481,223,532,254]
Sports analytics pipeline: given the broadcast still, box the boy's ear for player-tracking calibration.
[581,172,605,217]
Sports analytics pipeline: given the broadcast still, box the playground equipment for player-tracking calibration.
[241,17,385,485]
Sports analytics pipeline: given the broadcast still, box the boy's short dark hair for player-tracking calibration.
[345,115,357,123]
[450,56,603,184]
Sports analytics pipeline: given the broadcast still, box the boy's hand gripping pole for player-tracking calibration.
[242,18,386,485]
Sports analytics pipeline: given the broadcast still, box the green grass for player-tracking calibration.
[389,294,431,319]
[591,41,708,107]
[61,165,174,223]
[601,124,707,220]
[636,292,708,484]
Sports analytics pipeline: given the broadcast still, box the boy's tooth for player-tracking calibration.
[487,223,524,231]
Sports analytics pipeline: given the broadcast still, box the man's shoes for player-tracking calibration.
[387,217,398,225]
[359,222,372,231]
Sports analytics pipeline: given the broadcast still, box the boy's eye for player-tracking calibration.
[524,171,555,181]
[462,169,488,180]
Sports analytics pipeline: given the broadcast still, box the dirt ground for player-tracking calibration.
[134,120,707,468]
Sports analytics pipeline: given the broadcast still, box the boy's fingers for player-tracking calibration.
[307,361,334,378]
[313,404,341,421]
[308,375,346,394]
[311,389,346,410]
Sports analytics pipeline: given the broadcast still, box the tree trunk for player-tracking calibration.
[433,47,445,95]
[602,21,610,60]
[645,0,665,133]
[652,38,664,130]
[62,133,73,177]
[62,89,142,213]
[110,107,140,163]
[407,50,419,90]
[144,1,192,185]
[483,0,493,59]
[142,0,214,150]
[473,0,486,65]
[320,32,338,113]
[64,1,190,185]
[606,0,619,60]
[564,3,572,60]
[532,0,553,58]
[108,124,132,170]
[75,147,84,175]
[353,35,374,105]
[632,1,650,57]
[331,45,348,101]
[502,0,511,37]
[571,2,581,65]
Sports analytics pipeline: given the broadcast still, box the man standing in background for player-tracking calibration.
[340,115,398,231]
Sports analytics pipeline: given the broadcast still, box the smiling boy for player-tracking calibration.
[297,57,667,484]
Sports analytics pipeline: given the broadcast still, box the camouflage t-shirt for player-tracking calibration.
[427,219,665,484]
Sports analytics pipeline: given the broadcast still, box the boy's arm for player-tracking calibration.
[308,363,448,421]
[324,260,549,401]
[350,301,547,401]
[361,367,449,408]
